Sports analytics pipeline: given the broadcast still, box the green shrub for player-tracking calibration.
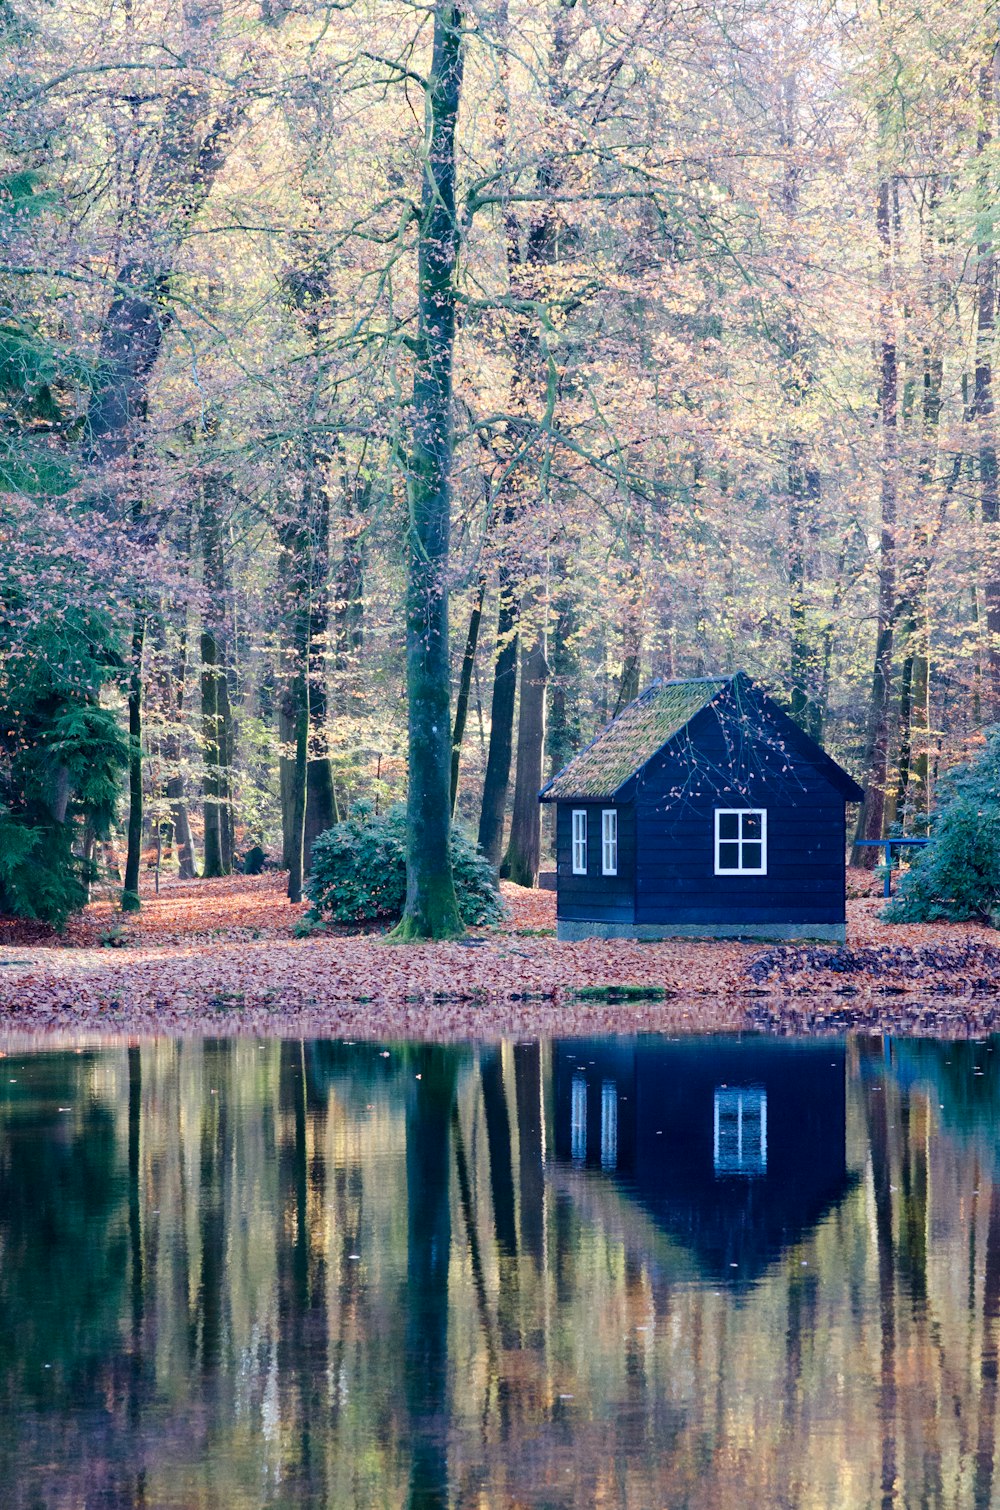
[305,803,506,928]
[884,731,1000,923]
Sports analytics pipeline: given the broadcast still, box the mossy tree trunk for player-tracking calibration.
[395,0,465,941]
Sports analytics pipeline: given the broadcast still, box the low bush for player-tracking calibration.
[305,803,505,928]
[884,731,1000,924]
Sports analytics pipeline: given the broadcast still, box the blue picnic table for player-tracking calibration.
[855,838,930,898]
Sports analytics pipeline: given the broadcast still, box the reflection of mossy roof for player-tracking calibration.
[540,677,728,801]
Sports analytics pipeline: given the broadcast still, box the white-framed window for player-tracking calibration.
[713,1087,767,1176]
[601,809,618,875]
[714,808,767,875]
[571,809,588,874]
[571,1074,587,1161]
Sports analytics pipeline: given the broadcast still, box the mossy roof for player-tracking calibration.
[540,677,728,802]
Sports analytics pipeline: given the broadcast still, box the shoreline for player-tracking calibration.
[2,872,999,1040]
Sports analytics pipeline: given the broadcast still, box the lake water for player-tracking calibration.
[1,1033,999,1508]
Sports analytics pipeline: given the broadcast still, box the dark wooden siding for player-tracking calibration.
[631,695,848,925]
[555,802,635,922]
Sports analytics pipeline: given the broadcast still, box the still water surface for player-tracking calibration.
[1,1033,999,1507]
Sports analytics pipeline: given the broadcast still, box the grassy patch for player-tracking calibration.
[572,984,670,1003]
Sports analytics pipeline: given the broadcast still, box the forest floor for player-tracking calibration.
[2,869,1000,1040]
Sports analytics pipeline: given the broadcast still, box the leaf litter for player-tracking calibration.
[0,871,999,1041]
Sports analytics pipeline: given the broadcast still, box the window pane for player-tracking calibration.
[718,812,739,840]
[742,842,763,870]
[741,811,762,839]
[718,842,740,870]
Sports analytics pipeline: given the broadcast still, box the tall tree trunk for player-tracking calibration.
[976,56,1000,719]
[200,483,234,879]
[451,579,486,817]
[477,577,519,864]
[122,607,146,909]
[547,574,581,777]
[200,625,225,879]
[395,0,465,939]
[501,624,548,887]
[477,0,577,865]
[852,167,899,867]
[303,462,338,864]
[165,609,197,879]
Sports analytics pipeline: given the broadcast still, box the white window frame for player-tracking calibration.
[714,1087,767,1176]
[714,808,767,875]
[571,809,588,874]
[601,809,618,876]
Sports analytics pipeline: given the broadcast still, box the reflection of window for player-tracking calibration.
[713,1087,767,1175]
[571,1075,587,1161]
[714,809,767,875]
[601,810,618,875]
[601,1079,618,1169]
[572,810,588,874]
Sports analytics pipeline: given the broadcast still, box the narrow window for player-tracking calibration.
[601,1079,618,1170]
[572,809,588,874]
[714,808,767,874]
[601,809,618,875]
[713,1087,767,1176]
[571,1075,587,1162]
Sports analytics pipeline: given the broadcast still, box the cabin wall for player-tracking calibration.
[631,700,847,927]
[554,802,635,924]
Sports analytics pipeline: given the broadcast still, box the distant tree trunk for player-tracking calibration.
[477,577,519,865]
[501,625,548,887]
[303,463,338,865]
[478,0,576,866]
[200,625,226,879]
[163,594,197,879]
[279,698,297,872]
[394,0,465,940]
[122,607,146,908]
[286,671,308,906]
[334,472,367,714]
[200,484,234,879]
[547,575,581,777]
[852,169,899,867]
[451,579,485,817]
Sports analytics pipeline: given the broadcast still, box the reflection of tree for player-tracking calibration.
[859,1041,898,1509]
[406,1046,458,1510]
[15,1035,1000,1506]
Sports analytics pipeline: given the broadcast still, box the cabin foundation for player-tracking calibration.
[556,919,847,943]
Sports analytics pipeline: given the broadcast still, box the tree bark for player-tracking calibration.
[200,483,234,879]
[976,56,1000,718]
[121,608,146,909]
[395,0,465,939]
[450,579,485,817]
[852,167,899,867]
[477,576,519,865]
[501,624,548,887]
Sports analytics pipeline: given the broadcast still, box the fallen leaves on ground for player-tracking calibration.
[0,872,999,1041]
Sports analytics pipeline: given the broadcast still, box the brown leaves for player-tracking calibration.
[0,872,998,1042]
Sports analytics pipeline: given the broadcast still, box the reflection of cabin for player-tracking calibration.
[553,1038,853,1283]
[539,672,863,942]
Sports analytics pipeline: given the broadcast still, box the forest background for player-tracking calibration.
[2,0,999,936]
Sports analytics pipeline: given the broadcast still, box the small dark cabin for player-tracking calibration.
[552,1037,854,1285]
[539,672,863,942]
